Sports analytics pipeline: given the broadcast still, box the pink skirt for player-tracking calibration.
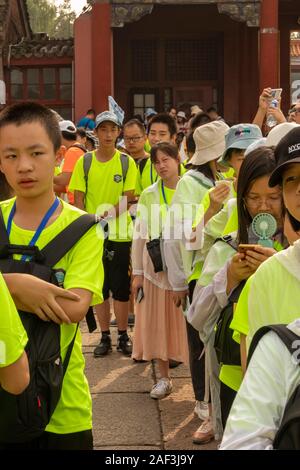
[132,277,189,364]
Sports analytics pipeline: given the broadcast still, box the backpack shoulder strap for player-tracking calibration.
[215,235,238,251]
[247,324,300,367]
[69,143,87,153]
[120,153,129,183]
[188,173,212,190]
[139,157,148,176]
[214,234,242,303]
[40,214,108,267]
[63,324,79,376]
[83,152,93,194]
[0,207,10,245]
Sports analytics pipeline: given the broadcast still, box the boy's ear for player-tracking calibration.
[56,145,66,165]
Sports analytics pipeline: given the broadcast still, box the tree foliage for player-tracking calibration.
[27,0,76,38]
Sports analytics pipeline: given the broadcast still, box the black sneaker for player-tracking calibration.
[93,335,112,358]
[117,333,132,356]
[169,359,182,369]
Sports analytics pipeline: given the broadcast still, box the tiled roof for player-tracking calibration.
[291,40,300,58]
[10,33,74,59]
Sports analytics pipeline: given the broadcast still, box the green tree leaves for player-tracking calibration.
[27,0,76,38]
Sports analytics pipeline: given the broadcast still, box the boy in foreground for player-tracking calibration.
[0,102,104,450]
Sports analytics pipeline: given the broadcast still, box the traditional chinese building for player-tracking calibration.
[1,0,74,120]
[291,36,300,104]
[74,0,300,124]
[0,1,31,81]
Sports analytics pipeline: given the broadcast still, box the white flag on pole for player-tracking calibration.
[108,96,125,125]
[0,81,6,105]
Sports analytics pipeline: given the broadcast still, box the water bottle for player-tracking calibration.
[266,99,278,128]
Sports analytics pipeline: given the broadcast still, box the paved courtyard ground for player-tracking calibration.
[81,321,218,451]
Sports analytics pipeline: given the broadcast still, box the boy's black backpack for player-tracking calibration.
[138,157,148,176]
[0,211,107,444]
[213,235,244,366]
[247,324,300,450]
[214,281,245,366]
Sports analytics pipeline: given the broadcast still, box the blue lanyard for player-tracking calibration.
[7,197,60,261]
[161,181,169,208]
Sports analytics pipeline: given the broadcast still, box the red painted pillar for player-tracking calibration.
[91,2,114,113]
[74,12,93,122]
[259,0,279,90]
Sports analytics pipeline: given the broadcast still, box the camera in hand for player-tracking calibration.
[136,287,144,303]
[146,238,166,273]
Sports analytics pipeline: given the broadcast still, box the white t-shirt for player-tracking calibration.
[220,319,300,450]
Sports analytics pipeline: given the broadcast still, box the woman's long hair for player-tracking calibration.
[194,162,215,183]
[237,146,280,244]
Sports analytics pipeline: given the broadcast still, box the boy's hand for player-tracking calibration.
[7,274,79,324]
[172,290,189,308]
[132,275,144,299]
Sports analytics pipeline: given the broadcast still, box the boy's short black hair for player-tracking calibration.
[124,119,146,135]
[62,130,77,142]
[87,109,95,116]
[0,102,61,152]
[190,112,211,131]
[207,106,217,114]
[148,113,177,137]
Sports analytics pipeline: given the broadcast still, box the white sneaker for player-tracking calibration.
[194,400,209,420]
[193,417,214,445]
[150,378,173,399]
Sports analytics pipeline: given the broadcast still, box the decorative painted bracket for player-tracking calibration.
[111,4,154,27]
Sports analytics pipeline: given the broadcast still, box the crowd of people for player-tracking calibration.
[1,88,300,450]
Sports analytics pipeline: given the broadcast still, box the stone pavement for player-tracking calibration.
[81,321,218,451]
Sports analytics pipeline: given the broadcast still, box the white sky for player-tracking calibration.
[54,0,88,16]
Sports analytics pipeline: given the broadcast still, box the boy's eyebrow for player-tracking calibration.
[2,143,47,152]
[27,144,47,150]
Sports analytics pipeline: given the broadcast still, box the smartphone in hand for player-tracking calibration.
[136,287,144,303]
